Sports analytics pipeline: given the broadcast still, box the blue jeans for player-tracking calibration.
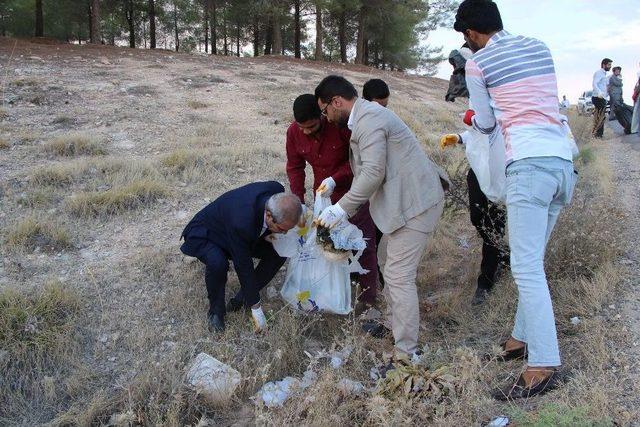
[506,156,577,367]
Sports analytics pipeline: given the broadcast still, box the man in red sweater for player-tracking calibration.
[286,94,378,311]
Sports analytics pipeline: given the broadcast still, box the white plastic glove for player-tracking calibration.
[317,203,346,228]
[317,177,336,197]
[251,305,267,331]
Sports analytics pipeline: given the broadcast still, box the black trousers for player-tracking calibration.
[592,96,607,138]
[467,169,509,291]
[182,232,285,316]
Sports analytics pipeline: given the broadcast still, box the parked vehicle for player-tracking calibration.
[578,90,594,115]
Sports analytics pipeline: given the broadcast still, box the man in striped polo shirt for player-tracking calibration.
[454,0,577,400]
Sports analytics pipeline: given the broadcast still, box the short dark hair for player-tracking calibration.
[601,58,613,66]
[454,0,503,34]
[362,79,390,101]
[314,75,357,103]
[293,94,320,123]
[612,66,621,72]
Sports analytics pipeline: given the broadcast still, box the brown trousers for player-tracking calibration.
[377,201,443,356]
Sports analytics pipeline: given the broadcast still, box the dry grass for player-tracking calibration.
[0,107,8,120]
[187,100,209,109]
[29,161,85,187]
[17,190,57,208]
[44,132,106,156]
[5,216,72,251]
[65,178,170,216]
[0,280,83,424]
[0,137,9,149]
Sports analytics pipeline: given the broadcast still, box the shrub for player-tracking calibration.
[5,216,72,251]
[65,178,170,216]
[44,133,106,156]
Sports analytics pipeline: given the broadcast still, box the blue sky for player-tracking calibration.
[428,0,640,103]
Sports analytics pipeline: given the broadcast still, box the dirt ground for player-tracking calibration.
[1,37,639,426]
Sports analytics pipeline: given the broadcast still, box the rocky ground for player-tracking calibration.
[1,37,638,425]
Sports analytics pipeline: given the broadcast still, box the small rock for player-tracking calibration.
[609,304,616,309]
[570,316,581,325]
[98,334,109,343]
[266,286,278,299]
[237,168,246,173]
[337,379,365,396]
[186,353,241,404]
[108,356,116,362]
[273,119,279,125]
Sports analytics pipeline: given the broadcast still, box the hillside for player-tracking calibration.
[1,37,638,426]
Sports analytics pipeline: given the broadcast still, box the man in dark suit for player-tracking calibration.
[180,181,301,332]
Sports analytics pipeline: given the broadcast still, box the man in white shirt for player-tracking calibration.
[560,95,570,110]
[592,58,612,138]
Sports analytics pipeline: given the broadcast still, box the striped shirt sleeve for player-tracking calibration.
[465,59,497,135]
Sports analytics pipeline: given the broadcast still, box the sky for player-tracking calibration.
[427,0,640,103]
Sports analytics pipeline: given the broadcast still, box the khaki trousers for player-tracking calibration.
[378,201,443,356]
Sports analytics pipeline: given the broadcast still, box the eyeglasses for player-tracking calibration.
[320,97,337,117]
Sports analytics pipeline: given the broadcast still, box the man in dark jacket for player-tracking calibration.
[180,181,301,332]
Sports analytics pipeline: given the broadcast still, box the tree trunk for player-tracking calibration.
[222,5,228,55]
[363,37,369,65]
[314,1,322,60]
[236,22,240,57]
[127,0,135,48]
[293,0,301,58]
[264,18,272,55]
[173,3,179,52]
[204,1,209,53]
[35,0,44,37]
[252,19,259,56]
[338,12,347,63]
[90,0,100,43]
[149,0,156,49]
[272,12,282,56]
[355,6,365,64]
[210,0,217,54]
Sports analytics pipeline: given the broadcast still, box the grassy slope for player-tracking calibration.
[0,37,636,425]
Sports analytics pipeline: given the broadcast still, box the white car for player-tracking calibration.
[577,91,595,115]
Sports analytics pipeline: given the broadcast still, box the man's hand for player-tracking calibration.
[317,177,336,197]
[439,134,460,150]
[463,109,476,126]
[317,203,346,228]
[251,304,267,331]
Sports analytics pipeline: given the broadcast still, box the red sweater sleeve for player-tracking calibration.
[285,125,306,203]
[331,128,353,187]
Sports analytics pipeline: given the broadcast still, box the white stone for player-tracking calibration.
[186,353,241,404]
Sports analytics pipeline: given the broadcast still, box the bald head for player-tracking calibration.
[265,193,302,233]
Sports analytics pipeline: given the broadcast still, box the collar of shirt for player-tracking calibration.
[485,30,510,48]
[347,102,356,130]
[261,212,267,236]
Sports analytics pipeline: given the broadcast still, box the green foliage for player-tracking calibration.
[1,0,458,72]
[510,403,614,427]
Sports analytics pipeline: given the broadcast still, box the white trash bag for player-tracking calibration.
[463,124,506,203]
[280,191,367,315]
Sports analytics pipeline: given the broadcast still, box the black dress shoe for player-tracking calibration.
[362,321,391,338]
[207,313,225,333]
[226,297,244,313]
[493,370,562,400]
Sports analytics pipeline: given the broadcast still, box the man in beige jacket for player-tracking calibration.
[315,75,449,360]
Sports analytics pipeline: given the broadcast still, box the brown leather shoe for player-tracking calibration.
[496,339,527,361]
[493,369,562,400]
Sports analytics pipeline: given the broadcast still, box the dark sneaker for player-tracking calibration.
[207,313,225,333]
[493,370,562,400]
[362,321,391,339]
[226,297,244,313]
[472,288,489,306]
